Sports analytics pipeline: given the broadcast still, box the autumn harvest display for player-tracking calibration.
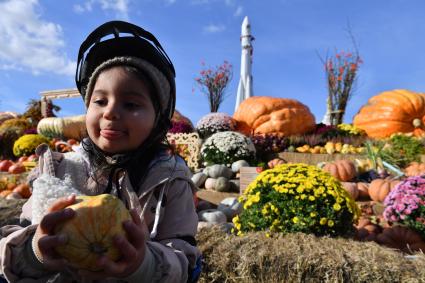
[1,54,425,281]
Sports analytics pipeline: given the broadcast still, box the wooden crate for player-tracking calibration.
[196,190,239,205]
[239,167,262,194]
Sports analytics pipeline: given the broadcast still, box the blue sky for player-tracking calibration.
[1,0,425,125]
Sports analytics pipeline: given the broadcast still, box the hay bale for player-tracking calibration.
[197,227,425,282]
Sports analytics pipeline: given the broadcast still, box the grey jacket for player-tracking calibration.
[0,144,200,282]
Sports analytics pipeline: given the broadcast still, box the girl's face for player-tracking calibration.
[86,66,156,154]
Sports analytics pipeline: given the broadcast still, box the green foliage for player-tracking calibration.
[13,134,50,157]
[379,135,424,169]
[233,163,361,237]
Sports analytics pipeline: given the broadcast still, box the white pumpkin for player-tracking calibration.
[217,197,243,221]
[215,177,230,192]
[231,160,250,173]
[204,178,217,190]
[191,172,208,188]
[207,164,233,179]
[198,209,227,224]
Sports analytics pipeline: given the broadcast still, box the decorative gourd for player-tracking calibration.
[341,182,359,200]
[37,115,87,140]
[54,194,131,271]
[376,225,425,253]
[6,192,22,200]
[233,96,316,136]
[353,89,425,138]
[197,209,227,224]
[322,160,356,182]
[404,162,425,177]
[355,218,382,241]
[214,177,230,192]
[368,178,400,202]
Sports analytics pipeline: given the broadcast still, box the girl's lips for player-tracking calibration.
[100,129,126,139]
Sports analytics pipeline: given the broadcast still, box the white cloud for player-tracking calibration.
[73,0,129,19]
[203,24,226,33]
[234,5,243,16]
[0,0,75,76]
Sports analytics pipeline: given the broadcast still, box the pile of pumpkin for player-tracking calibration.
[0,177,31,199]
[320,158,425,252]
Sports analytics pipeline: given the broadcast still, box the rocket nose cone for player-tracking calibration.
[242,16,249,26]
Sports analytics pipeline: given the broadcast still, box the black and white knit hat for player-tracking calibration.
[84,56,170,115]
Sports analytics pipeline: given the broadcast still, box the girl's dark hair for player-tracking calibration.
[82,65,174,191]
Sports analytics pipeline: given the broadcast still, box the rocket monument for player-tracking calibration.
[234,16,254,112]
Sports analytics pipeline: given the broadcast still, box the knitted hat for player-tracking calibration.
[84,56,170,117]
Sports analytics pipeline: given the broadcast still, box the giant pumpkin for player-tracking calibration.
[353,89,425,138]
[54,194,131,271]
[233,96,316,136]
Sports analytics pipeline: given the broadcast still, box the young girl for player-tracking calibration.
[0,21,201,282]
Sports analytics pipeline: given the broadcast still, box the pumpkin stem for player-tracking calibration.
[412,118,422,128]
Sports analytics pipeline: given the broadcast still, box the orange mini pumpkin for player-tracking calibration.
[404,162,425,177]
[322,160,357,182]
[13,183,31,198]
[368,178,400,202]
[233,96,316,136]
[54,194,131,271]
[353,89,425,138]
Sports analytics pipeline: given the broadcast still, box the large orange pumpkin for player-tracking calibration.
[54,194,131,271]
[233,96,316,136]
[376,226,425,253]
[353,89,425,138]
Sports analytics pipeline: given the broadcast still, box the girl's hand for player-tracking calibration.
[78,209,148,280]
[33,194,76,271]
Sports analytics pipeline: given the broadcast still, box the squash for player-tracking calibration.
[191,172,208,188]
[368,178,400,202]
[376,225,425,253]
[357,182,370,200]
[204,178,217,190]
[37,115,87,140]
[206,164,233,179]
[54,194,131,271]
[353,89,425,138]
[341,182,359,200]
[404,162,425,177]
[322,160,356,182]
[233,96,316,136]
[8,163,26,174]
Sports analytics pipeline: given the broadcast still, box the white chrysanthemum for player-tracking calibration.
[200,131,255,165]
